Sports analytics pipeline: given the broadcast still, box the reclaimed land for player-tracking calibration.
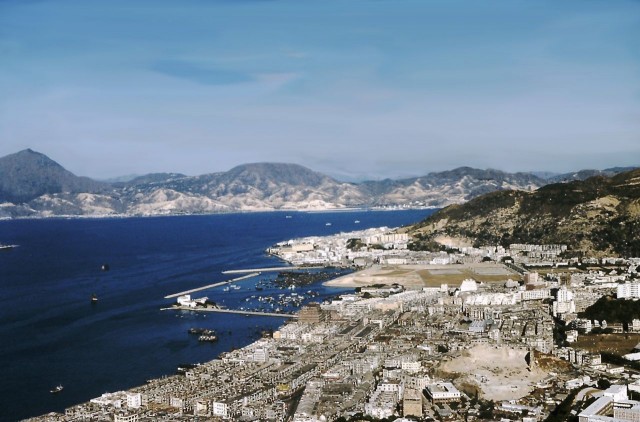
[324,262,521,288]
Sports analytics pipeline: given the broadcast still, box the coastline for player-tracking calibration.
[0,205,436,221]
[3,209,432,420]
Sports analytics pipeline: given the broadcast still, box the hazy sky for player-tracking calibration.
[1,0,638,180]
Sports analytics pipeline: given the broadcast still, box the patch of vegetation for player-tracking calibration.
[407,232,443,251]
[346,238,364,251]
[579,295,640,325]
[593,217,640,257]
[478,399,496,419]
[408,169,640,255]
[601,352,640,371]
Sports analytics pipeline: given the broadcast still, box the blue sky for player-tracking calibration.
[0,0,638,180]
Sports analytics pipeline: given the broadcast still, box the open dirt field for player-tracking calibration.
[325,263,521,288]
[437,345,550,401]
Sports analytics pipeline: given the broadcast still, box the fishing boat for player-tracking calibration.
[50,385,64,394]
[91,293,98,303]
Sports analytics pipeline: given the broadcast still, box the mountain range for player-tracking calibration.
[0,149,635,219]
[408,168,640,257]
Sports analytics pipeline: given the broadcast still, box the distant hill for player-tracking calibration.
[0,148,636,220]
[0,149,106,203]
[115,173,188,187]
[548,167,638,183]
[408,169,640,257]
[359,167,544,207]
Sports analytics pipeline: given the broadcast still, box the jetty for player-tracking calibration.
[162,306,298,319]
[222,266,323,274]
[164,273,260,299]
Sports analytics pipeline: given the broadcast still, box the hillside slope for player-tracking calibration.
[408,169,640,257]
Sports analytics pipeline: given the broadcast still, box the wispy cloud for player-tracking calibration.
[150,60,253,86]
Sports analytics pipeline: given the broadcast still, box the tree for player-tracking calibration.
[597,379,612,389]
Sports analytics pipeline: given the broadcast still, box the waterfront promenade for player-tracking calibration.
[161,305,297,318]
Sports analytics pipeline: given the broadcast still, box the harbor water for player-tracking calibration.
[0,209,434,421]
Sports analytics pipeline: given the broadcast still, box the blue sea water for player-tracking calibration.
[0,209,434,421]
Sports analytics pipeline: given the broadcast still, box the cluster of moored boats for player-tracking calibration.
[188,327,218,342]
[240,289,320,313]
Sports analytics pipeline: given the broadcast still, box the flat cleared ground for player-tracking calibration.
[325,263,521,289]
[438,345,550,401]
[574,333,640,355]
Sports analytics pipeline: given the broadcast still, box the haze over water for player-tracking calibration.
[0,209,433,421]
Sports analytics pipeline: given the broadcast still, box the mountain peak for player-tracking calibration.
[223,162,334,186]
[0,149,105,203]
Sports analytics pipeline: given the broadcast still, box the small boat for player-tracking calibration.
[354,220,360,224]
[50,385,64,394]
[325,222,332,226]
[198,334,218,342]
[101,264,110,272]
[91,294,98,303]
[0,244,16,251]
[285,215,292,219]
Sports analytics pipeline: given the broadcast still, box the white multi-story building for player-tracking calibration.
[425,382,461,403]
[176,294,195,307]
[578,385,639,422]
[212,402,229,418]
[520,289,550,301]
[113,412,139,422]
[404,375,431,391]
[401,361,421,373]
[253,348,269,363]
[126,393,141,409]
[365,387,400,419]
[460,279,478,292]
[524,272,539,284]
[618,282,640,299]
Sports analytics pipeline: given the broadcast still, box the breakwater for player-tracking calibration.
[164,273,260,299]
[222,266,324,274]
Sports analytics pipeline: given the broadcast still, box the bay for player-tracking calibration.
[0,209,434,421]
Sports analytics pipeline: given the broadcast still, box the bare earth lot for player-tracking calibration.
[325,263,521,288]
[437,345,550,401]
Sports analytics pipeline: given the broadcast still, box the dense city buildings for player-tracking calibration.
[28,227,640,421]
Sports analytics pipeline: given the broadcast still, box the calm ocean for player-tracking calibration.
[0,209,433,421]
